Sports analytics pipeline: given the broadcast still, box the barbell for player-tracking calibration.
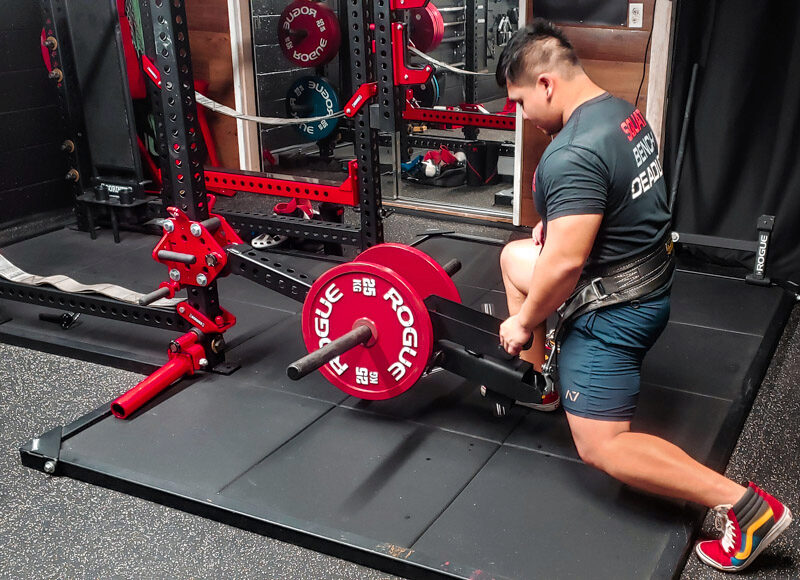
[291,243,461,399]
[287,242,542,409]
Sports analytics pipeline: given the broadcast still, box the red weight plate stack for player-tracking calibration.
[278,0,341,67]
[409,2,444,53]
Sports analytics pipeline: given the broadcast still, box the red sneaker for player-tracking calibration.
[516,388,560,412]
[695,483,792,572]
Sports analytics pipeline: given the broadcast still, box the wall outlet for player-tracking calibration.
[629,3,644,28]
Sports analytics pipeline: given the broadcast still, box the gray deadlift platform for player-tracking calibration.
[6,228,794,580]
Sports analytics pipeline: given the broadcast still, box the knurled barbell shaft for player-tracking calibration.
[442,258,461,277]
[288,324,374,381]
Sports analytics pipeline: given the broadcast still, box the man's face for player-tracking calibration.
[506,76,563,136]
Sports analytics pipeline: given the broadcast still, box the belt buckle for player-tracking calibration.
[590,277,609,300]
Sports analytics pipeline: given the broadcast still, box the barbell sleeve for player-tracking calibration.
[200,217,221,232]
[441,258,461,277]
[287,324,374,381]
[157,250,197,265]
[138,286,172,306]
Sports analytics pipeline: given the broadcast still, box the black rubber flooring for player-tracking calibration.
[4,228,794,579]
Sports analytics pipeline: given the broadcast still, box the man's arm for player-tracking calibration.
[499,213,602,355]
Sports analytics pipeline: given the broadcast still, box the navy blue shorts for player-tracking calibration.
[557,293,671,421]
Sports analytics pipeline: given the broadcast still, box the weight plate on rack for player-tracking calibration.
[286,76,340,141]
[278,0,341,67]
[409,2,444,53]
[411,74,440,108]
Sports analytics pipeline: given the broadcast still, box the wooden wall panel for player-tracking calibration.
[186,1,239,169]
[563,27,651,62]
[581,60,649,112]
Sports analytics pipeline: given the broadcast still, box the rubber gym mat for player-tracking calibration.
[14,232,794,579]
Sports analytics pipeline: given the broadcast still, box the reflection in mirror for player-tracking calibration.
[391,0,520,221]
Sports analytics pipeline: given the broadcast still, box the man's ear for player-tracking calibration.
[538,74,554,101]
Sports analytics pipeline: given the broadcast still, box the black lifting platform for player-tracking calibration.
[9,228,794,580]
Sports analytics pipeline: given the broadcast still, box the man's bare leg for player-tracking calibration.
[500,238,546,371]
[566,413,746,507]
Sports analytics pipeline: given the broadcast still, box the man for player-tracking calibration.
[495,20,791,572]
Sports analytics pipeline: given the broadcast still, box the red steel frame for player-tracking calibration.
[204,159,360,206]
[402,105,516,130]
[388,18,516,131]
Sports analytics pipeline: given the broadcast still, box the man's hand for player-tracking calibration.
[499,314,532,356]
[532,220,544,246]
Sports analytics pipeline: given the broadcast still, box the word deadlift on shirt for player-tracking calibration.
[630,156,664,199]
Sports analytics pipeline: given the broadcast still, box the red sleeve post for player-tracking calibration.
[110,332,206,419]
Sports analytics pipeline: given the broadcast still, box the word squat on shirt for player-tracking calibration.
[620,109,647,142]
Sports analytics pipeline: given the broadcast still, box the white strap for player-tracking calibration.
[408,46,494,76]
[195,91,345,125]
[0,253,181,308]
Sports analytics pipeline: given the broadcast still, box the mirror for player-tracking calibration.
[390,0,520,222]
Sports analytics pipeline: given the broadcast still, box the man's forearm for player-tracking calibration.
[517,246,584,331]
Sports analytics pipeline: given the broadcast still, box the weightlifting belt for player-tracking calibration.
[542,234,675,382]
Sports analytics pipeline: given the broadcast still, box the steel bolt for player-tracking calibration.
[178,306,186,314]
[198,358,209,368]
[210,336,225,354]
[196,273,208,286]
[169,269,181,281]
[190,223,203,237]
[163,219,175,233]
[43,461,56,474]
[205,253,218,267]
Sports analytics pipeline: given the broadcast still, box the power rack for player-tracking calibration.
[5,0,538,418]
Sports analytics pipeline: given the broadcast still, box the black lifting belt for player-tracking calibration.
[542,234,675,380]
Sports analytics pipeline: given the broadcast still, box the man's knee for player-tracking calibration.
[573,437,610,471]
[500,239,537,278]
[567,414,630,472]
[499,241,517,275]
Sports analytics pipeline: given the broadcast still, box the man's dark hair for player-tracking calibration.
[496,19,580,87]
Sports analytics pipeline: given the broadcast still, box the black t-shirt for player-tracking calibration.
[534,93,671,270]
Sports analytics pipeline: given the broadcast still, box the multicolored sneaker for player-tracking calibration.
[479,386,561,412]
[695,482,792,572]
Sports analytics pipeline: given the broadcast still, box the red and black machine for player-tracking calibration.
[23,0,545,421]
